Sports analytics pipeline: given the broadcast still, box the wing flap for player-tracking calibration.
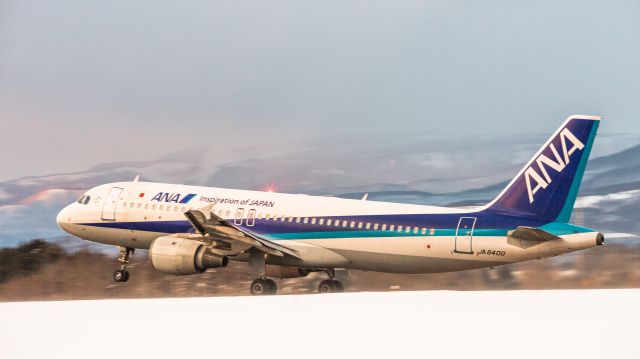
[184,204,300,258]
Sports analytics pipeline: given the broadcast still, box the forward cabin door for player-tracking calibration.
[454,216,476,254]
[101,187,123,221]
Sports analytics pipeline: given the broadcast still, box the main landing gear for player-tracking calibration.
[113,247,134,283]
[250,277,278,295]
[317,269,344,294]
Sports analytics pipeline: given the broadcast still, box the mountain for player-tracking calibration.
[1,133,639,248]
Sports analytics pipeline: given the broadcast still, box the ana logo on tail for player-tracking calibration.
[525,128,585,203]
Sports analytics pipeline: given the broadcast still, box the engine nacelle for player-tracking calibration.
[265,265,312,279]
[149,236,228,275]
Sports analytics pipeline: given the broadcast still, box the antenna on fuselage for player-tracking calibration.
[361,193,368,201]
[133,175,140,182]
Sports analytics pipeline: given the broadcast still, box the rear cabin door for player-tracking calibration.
[454,216,476,254]
[101,187,123,221]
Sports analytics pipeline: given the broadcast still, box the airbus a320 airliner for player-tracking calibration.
[57,115,604,295]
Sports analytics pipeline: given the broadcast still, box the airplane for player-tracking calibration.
[56,115,605,295]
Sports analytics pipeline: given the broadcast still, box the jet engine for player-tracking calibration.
[149,236,228,275]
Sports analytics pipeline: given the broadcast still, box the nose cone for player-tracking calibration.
[56,204,73,232]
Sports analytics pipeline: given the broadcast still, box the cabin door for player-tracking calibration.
[101,187,123,221]
[454,216,476,254]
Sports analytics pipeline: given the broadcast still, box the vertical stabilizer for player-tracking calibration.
[484,115,600,222]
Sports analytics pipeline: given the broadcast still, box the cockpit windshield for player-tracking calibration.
[77,195,91,205]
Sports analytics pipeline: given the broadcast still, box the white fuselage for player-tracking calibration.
[57,181,600,274]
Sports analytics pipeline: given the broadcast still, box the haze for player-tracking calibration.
[1,0,639,181]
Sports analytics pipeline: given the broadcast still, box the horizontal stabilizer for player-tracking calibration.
[508,226,562,242]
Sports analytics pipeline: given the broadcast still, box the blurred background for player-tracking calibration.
[1,1,639,300]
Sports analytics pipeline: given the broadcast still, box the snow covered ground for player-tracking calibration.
[2,289,638,359]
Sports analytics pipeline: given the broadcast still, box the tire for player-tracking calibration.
[121,270,130,282]
[251,278,272,295]
[265,279,278,294]
[113,270,126,282]
[318,280,336,293]
[332,280,344,292]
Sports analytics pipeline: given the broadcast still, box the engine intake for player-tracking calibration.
[149,236,228,275]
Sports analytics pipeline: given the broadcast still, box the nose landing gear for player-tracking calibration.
[113,247,134,282]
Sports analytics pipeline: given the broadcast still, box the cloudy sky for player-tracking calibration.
[1,0,639,181]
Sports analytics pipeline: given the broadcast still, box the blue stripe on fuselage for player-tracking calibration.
[79,211,596,239]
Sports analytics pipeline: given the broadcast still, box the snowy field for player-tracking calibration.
[2,289,639,359]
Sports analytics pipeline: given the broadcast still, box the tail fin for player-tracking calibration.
[484,115,600,222]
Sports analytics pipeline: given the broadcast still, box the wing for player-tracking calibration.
[508,226,562,242]
[184,204,300,258]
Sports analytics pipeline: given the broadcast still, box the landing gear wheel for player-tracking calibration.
[318,279,343,293]
[265,279,277,294]
[333,280,344,293]
[113,247,134,283]
[251,278,277,295]
[113,269,129,282]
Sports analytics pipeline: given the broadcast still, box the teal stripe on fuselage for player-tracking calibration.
[268,229,507,240]
[264,222,595,240]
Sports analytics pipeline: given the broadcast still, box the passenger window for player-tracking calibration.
[266,213,271,220]
[421,228,426,234]
[288,217,293,223]
[311,218,317,225]
[381,224,386,231]
[247,209,256,227]
[335,220,340,227]
[235,208,245,225]
[159,205,164,211]
[137,203,142,209]
[295,217,301,223]
[373,223,379,230]
[152,204,157,210]
[327,219,332,226]
[430,228,435,235]
[342,221,348,227]
[319,218,324,225]
[225,210,231,218]
[389,225,395,231]
[167,205,171,211]
[413,227,418,234]
[303,217,309,224]
[406,227,411,233]
[280,216,286,222]
[366,223,370,230]
[257,213,263,220]
[357,222,363,229]
[145,204,149,210]
[397,225,403,232]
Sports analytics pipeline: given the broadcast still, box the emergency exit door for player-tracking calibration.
[454,217,476,254]
[101,187,123,221]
